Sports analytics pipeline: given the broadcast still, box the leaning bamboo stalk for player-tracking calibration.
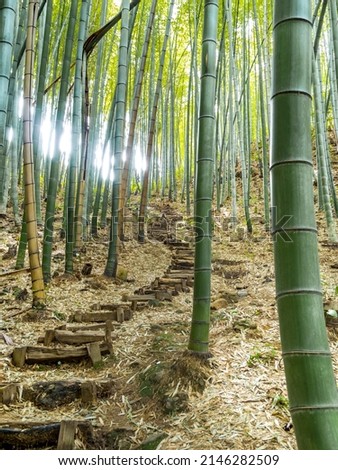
[23,0,45,307]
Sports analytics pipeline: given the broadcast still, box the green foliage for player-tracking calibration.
[139,362,164,397]
[247,346,278,368]
[272,394,289,409]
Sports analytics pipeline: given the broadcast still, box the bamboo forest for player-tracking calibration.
[1,0,338,451]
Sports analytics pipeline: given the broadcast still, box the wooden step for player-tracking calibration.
[126,294,155,311]
[70,307,131,323]
[0,379,113,408]
[12,343,111,367]
[0,420,94,450]
[170,260,194,270]
[39,328,117,346]
[152,277,187,291]
[165,240,190,248]
[134,288,173,301]
[90,303,129,312]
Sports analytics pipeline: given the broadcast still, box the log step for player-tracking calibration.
[0,421,94,450]
[126,295,155,311]
[39,328,117,346]
[12,343,111,367]
[90,303,129,312]
[0,379,114,408]
[170,261,194,270]
[70,307,131,323]
[174,248,194,254]
[165,240,190,247]
[151,277,188,293]
[133,288,173,301]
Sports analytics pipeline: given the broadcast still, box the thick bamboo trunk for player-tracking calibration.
[271,0,338,449]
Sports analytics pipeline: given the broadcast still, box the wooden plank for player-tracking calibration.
[13,344,110,365]
[19,379,113,408]
[57,420,77,450]
[170,262,194,270]
[166,272,193,279]
[126,295,156,302]
[134,289,172,301]
[54,329,110,345]
[174,250,194,257]
[127,295,156,312]
[172,255,194,262]
[90,303,128,312]
[171,259,194,266]
[0,422,60,450]
[156,277,186,287]
[165,240,190,247]
[0,421,93,450]
[62,323,109,331]
[71,309,132,323]
[167,269,194,275]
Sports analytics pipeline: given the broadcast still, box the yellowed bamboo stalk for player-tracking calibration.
[23,0,45,307]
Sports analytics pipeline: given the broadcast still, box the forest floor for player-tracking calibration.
[0,173,337,450]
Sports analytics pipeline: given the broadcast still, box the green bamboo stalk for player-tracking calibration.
[188,0,219,355]
[0,0,17,216]
[253,0,269,230]
[138,0,175,242]
[104,0,130,277]
[312,53,337,242]
[42,0,79,283]
[65,0,91,274]
[271,0,338,449]
[32,0,53,226]
[227,0,237,226]
[118,0,158,241]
